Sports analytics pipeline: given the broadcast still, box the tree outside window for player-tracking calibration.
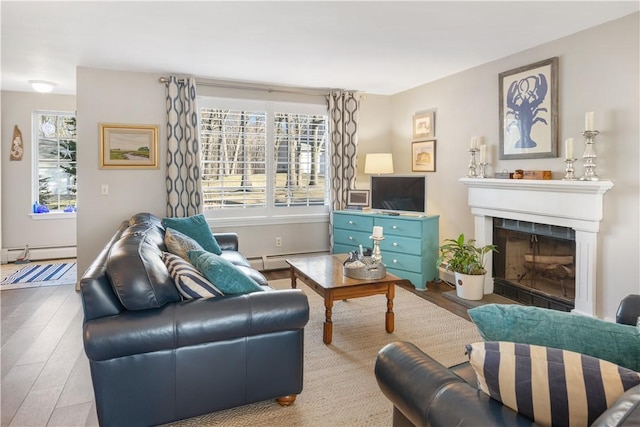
[34,111,77,212]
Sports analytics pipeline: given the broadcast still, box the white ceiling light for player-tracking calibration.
[29,80,57,93]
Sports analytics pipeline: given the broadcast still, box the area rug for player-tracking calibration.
[0,262,77,290]
[167,279,483,427]
[442,289,518,309]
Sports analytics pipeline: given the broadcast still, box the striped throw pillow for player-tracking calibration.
[162,252,223,299]
[467,341,640,427]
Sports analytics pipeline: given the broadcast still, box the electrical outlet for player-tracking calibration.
[275,237,282,247]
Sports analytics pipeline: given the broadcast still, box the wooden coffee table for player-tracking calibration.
[286,254,398,344]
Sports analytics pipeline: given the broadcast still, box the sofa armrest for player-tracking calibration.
[84,289,309,361]
[213,232,239,251]
[375,341,536,427]
[616,294,640,326]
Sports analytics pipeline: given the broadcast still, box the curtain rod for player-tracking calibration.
[158,76,341,97]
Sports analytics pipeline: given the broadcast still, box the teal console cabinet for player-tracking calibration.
[332,211,439,290]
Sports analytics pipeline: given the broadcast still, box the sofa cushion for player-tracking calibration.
[162,252,223,299]
[162,214,222,255]
[591,384,640,427]
[467,341,640,427]
[187,250,263,295]
[165,227,204,260]
[106,233,180,310]
[468,304,640,372]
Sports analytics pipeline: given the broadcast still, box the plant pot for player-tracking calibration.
[454,272,485,300]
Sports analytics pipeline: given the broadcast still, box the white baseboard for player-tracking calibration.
[1,246,77,264]
[248,251,330,271]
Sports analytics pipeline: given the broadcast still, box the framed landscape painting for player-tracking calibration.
[412,140,436,172]
[499,57,558,160]
[100,123,159,169]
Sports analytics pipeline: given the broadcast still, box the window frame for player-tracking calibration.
[197,96,330,226]
[31,110,77,216]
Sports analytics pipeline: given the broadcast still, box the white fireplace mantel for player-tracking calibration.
[460,178,614,316]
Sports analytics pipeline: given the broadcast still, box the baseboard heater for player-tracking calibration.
[249,251,330,272]
[438,265,456,286]
[1,246,77,264]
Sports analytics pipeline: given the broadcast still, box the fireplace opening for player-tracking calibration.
[492,218,575,312]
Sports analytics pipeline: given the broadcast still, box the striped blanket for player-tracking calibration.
[1,262,76,285]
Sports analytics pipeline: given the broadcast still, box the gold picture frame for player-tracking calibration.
[412,140,436,172]
[412,111,435,139]
[99,123,159,169]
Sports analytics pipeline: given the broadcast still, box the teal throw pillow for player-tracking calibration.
[467,341,640,427]
[187,250,263,295]
[468,304,640,372]
[162,214,222,255]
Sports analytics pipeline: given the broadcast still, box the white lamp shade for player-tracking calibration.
[365,153,394,174]
[29,80,57,93]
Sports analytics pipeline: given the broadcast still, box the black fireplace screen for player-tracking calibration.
[493,218,575,311]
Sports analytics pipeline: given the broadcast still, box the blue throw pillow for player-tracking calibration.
[468,304,640,372]
[187,250,263,295]
[162,252,223,299]
[162,214,222,255]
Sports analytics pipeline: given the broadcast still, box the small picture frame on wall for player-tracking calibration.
[346,189,370,207]
[99,123,159,169]
[413,111,435,139]
[412,140,436,172]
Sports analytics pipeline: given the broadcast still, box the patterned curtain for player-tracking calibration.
[165,76,202,217]
[328,90,360,251]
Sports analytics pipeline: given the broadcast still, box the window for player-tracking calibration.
[198,98,329,220]
[32,111,77,213]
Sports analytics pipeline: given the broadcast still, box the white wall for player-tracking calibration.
[356,94,393,188]
[389,13,639,318]
[1,91,77,259]
[76,68,330,276]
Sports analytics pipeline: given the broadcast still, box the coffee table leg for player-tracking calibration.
[386,284,395,333]
[323,295,333,344]
[290,268,297,289]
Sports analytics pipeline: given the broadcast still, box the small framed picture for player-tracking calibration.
[346,189,370,207]
[99,123,159,169]
[413,111,435,139]
[412,140,436,172]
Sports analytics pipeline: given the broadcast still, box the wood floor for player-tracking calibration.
[0,262,468,427]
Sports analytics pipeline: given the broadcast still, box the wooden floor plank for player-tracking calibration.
[0,362,45,427]
[48,402,94,427]
[1,325,45,381]
[8,386,63,427]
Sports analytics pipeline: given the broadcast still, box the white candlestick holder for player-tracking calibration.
[580,130,600,181]
[563,158,578,180]
[477,162,488,178]
[369,235,385,264]
[467,148,479,178]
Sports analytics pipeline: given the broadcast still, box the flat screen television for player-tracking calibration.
[370,175,426,215]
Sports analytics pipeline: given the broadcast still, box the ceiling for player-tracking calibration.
[2,1,638,96]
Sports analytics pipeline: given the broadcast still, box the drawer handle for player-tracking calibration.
[348,236,354,240]
[392,242,398,247]
[393,259,398,264]
[348,221,354,225]
[392,225,398,230]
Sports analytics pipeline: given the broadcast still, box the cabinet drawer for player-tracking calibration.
[334,214,374,233]
[333,229,372,249]
[380,235,422,256]
[375,217,422,238]
[384,252,422,273]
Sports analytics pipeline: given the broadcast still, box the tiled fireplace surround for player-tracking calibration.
[460,178,614,317]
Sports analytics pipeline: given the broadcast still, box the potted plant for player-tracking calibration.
[437,233,498,300]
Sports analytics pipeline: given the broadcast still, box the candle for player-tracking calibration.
[565,137,574,159]
[585,112,595,131]
[372,226,383,238]
[470,137,477,150]
[479,144,487,163]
